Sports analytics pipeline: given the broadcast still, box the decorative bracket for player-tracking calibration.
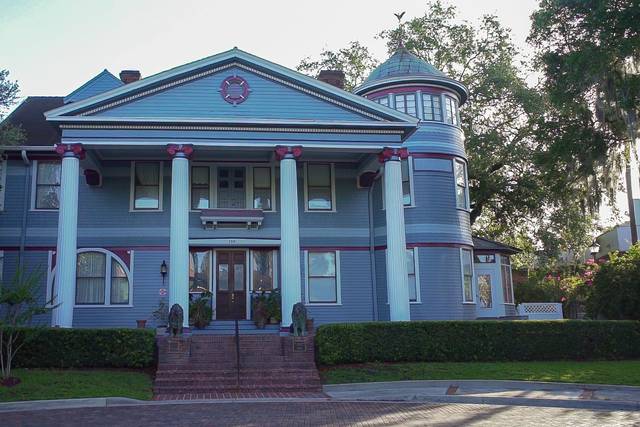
[378,147,409,163]
[274,145,303,161]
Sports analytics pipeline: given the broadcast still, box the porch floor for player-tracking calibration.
[190,320,281,335]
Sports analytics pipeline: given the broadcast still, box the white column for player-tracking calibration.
[381,148,411,321]
[51,144,83,327]
[167,144,192,328]
[277,146,302,328]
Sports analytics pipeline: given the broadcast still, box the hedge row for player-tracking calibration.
[315,320,640,366]
[2,327,156,368]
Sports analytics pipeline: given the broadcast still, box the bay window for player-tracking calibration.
[454,159,469,210]
[461,248,474,303]
[501,255,514,304]
[422,93,442,121]
[444,95,460,126]
[394,93,417,117]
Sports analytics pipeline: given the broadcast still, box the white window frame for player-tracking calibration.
[421,92,443,122]
[0,158,7,211]
[30,159,61,211]
[500,255,515,305]
[408,247,421,304]
[249,248,279,293]
[303,162,336,213]
[460,247,475,304]
[130,161,164,212]
[373,96,389,107]
[381,157,416,209]
[453,159,470,211]
[46,248,134,308]
[443,94,460,126]
[393,92,418,117]
[189,163,277,212]
[304,250,341,305]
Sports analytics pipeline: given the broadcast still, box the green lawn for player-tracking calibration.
[320,360,640,386]
[0,369,153,402]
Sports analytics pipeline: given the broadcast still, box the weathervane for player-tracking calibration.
[394,11,406,49]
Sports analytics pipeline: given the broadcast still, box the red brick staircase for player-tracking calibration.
[154,332,323,399]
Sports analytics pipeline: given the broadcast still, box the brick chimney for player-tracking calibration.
[317,70,345,89]
[119,70,141,84]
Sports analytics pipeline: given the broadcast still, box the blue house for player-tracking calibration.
[0,47,518,329]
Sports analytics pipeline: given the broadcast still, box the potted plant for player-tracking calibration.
[266,288,281,324]
[252,291,268,329]
[189,291,213,329]
[152,298,169,334]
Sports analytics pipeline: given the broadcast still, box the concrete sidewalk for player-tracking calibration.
[324,380,640,411]
[1,380,639,413]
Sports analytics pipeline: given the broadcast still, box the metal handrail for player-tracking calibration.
[234,319,240,390]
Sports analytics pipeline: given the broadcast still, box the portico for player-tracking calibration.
[48,140,412,328]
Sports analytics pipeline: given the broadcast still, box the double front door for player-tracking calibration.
[216,251,246,320]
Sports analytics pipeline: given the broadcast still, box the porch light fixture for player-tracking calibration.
[160,261,168,284]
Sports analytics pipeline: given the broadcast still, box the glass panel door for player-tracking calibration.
[217,167,246,208]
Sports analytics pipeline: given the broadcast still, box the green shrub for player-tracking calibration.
[0,327,156,368]
[588,244,640,320]
[315,320,640,366]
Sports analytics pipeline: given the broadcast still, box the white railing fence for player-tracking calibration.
[517,302,563,320]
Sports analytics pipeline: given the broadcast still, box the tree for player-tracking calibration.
[297,41,379,91]
[297,2,595,261]
[0,69,25,146]
[587,243,640,320]
[0,267,52,385]
[529,0,640,240]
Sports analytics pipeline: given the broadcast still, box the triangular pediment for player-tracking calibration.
[45,48,418,126]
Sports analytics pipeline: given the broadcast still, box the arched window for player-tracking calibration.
[49,249,132,306]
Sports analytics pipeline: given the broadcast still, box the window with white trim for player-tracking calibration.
[373,96,389,107]
[191,166,210,209]
[454,159,469,210]
[394,93,417,117]
[131,161,162,210]
[406,248,419,302]
[444,95,459,126]
[306,251,339,304]
[461,248,474,303]
[401,159,412,206]
[49,250,132,306]
[500,255,514,304]
[305,163,334,211]
[422,94,442,121]
[253,167,272,211]
[0,158,6,211]
[35,160,61,210]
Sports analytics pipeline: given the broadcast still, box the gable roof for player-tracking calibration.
[45,48,419,125]
[473,236,521,255]
[2,96,63,146]
[64,69,123,104]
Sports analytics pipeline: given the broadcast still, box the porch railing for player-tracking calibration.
[517,302,563,320]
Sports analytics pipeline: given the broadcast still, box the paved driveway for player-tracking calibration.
[4,401,640,426]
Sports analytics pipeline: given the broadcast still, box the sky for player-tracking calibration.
[0,0,626,227]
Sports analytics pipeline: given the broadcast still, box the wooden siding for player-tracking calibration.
[92,67,371,122]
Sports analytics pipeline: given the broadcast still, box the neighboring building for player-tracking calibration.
[593,222,633,259]
[0,47,516,329]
